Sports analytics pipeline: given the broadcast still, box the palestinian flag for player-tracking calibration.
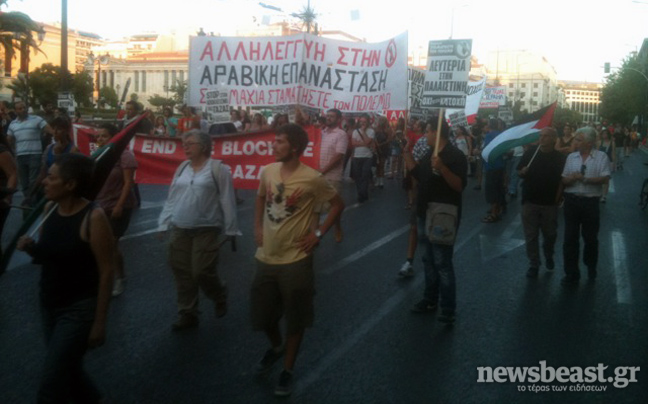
[0,114,148,275]
[481,102,557,164]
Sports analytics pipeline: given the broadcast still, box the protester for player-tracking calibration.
[0,101,16,138]
[317,108,348,242]
[612,125,625,170]
[373,116,391,189]
[561,127,610,285]
[154,116,167,137]
[481,119,505,223]
[0,133,17,262]
[177,106,198,136]
[350,114,375,203]
[120,101,154,135]
[158,129,239,330]
[452,125,472,175]
[163,107,178,137]
[403,117,467,323]
[389,117,406,179]
[230,110,243,132]
[270,113,289,130]
[28,117,79,205]
[598,127,615,203]
[397,120,432,278]
[250,113,269,132]
[240,110,252,132]
[517,128,565,278]
[556,123,576,155]
[252,123,344,396]
[6,101,55,203]
[95,123,138,297]
[404,119,425,209]
[17,153,115,403]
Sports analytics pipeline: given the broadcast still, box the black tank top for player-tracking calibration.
[34,203,99,308]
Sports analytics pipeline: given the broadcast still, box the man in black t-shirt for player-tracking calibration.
[403,118,467,324]
[517,127,565,278]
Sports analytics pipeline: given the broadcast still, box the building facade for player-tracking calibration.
[483,49,561,113]
[560,80,602,124]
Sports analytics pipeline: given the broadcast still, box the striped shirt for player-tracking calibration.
[562,149,611,197]
[7,115,47,156]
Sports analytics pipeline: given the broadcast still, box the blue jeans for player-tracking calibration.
[507,156,522,195]
[417,217,456,313]
[351,157,373,202]
[17,153,42,197]
[38,298,101,404]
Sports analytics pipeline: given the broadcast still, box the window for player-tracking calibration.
[534,83,538,88]
[179,70,185,83]
[172,70,177,85]
[164,70,169,88]
[533,92,538,97]
[142,71,147,92]
[522,83,526,88]
[509,83,514,88]
[509,92,514,98]
[134,71,139,92]
[110,71,114,88]
[521,92,526,98]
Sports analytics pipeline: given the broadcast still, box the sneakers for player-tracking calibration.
[398,261,414,277]
[274,370,294,397]
[526,267,539,278]
[255,348,284,374]
[112,278,125,297]
[410,299,437,313]
[545,258,555,271]
[171,315,199,331]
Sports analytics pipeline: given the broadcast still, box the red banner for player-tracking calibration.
[72,125,322,190]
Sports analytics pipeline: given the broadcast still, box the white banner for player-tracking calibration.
[444,76,487,125]
[408,66,426,118]
[480,86,507,109]
[188,32,408,114]
[422,39,472,109]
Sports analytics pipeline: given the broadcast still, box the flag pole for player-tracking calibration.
[434,108,444,157]
[525,144,541,168]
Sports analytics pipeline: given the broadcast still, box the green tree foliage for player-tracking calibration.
[72,71,94,107]
[552,106,583,127]
[99,86,118,108]
[0,4,45,65]
[169,80,187,105]
[600,53,648,125]
[147,94,175,111]
[28,63,61,107]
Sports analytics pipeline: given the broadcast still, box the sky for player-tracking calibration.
[4,0,648,83]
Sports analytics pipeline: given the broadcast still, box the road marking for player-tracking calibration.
[294,222,483,397]
[321,225,410,275]
[479,215,524,262]
[611,231,632,304]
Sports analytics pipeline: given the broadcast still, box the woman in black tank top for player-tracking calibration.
[17,153,115,403]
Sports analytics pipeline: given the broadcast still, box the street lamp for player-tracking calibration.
[449,4,468,39]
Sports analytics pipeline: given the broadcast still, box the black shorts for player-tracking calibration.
[485,169,505,205]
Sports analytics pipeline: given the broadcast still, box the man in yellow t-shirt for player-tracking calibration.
[252,123,344,397]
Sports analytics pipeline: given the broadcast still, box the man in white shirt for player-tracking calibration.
[158,130,239,330]
[7,101,54,200]
[560,127,610,285]
[350,114,375,203]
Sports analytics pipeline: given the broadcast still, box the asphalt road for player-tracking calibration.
[1,149,647,403]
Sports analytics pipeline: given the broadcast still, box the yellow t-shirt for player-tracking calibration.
[255,162,337,265]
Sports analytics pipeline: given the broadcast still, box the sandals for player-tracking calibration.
[481,214,500,223]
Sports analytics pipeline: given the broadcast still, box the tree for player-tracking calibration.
[169,79,187,105]
[147,94,175,111]
[0,4,45,72]
[99,86,118,108]
[552,106,583,127]
[72,71,94,107]
[28,63,60,107]
[599,53,648,125]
